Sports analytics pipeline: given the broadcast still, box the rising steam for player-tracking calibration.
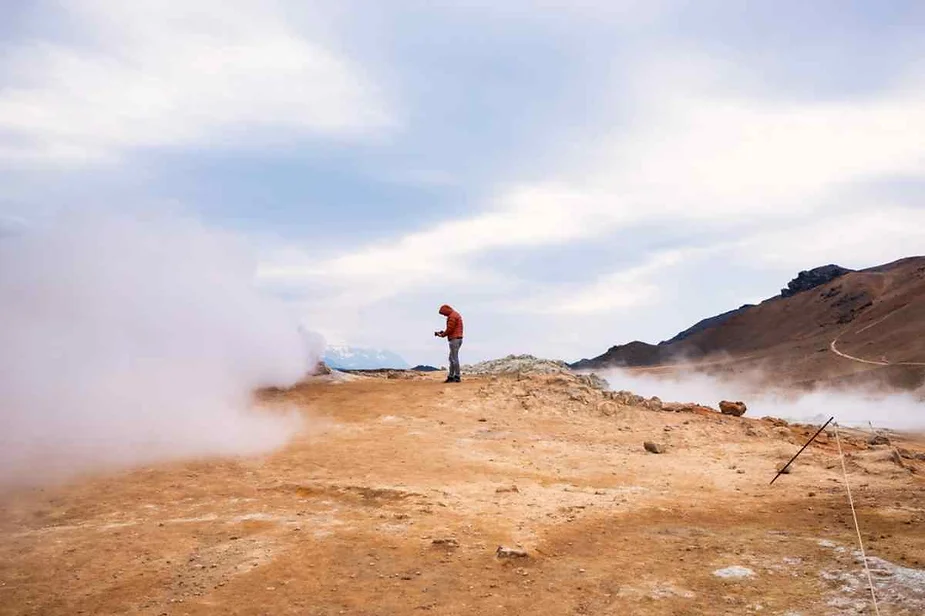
[603,369,925,430]
[0,209,316,487]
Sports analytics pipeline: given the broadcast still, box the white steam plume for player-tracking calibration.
[603,369,925,431]
[0,209,316,487]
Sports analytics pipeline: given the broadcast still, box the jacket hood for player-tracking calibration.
[439,304,453,316]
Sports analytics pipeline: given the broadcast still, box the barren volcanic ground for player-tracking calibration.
[2,372,924,615]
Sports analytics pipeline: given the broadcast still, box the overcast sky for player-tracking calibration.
[2,0,924,367]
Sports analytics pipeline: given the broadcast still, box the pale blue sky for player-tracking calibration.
[2,1,924,367]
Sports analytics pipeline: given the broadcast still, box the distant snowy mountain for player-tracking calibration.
[323,345,410,370]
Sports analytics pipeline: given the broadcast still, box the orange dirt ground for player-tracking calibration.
[1,372,924,615]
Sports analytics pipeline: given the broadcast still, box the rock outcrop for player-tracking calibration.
[312,361,333,375]
[463,354,572,376]
[606,390,663,410]
[780,264,852,298]
[661,402,718,414]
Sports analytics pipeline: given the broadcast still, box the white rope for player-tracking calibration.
[834,422,881,616]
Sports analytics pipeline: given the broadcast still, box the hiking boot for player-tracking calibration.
[444,377,455,383]
[452,376,462,383]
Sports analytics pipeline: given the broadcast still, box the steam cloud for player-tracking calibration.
[603,369,925,430]
[0,210,316,488]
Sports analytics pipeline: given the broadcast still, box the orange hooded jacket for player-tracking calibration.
[438,305,464,339]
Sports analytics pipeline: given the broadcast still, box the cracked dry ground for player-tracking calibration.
[2,373,924,615]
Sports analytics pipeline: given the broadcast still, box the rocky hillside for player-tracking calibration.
[573,257,925,388]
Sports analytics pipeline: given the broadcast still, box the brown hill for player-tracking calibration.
[574,256,925,389]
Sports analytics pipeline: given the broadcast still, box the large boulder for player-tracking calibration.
[719,400,747,416]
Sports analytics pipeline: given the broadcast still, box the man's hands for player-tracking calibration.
[435,331,446,338]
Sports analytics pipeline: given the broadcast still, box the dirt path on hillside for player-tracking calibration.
[2,374,924,615]
[829,301,925,367]
[829,338,925,367]
[829,338,891,366]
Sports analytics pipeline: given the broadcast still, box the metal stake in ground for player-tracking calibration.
[769,416,834,485]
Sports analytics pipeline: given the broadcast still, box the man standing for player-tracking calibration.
[435,304,464,383]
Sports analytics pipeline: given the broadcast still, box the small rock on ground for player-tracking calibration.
[496,546,529,559]
[713,566,755,579]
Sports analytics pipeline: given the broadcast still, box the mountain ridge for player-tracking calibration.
[323,345,410,370]
[572,256,925,389]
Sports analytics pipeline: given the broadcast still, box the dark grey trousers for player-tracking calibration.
[448,338,463,378]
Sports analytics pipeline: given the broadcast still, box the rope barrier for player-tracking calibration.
[834,422,881,616]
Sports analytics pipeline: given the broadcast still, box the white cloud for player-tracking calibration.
[464,0,669,24]
[493,54,925,230]
[0,0,391,163]
[506,249,687,315]
[734,204,925,269]
[257,183,597,300]
[262,55,925,316]
[380,168,459,187]
[536,203,925,320]
[605,79,925,220]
